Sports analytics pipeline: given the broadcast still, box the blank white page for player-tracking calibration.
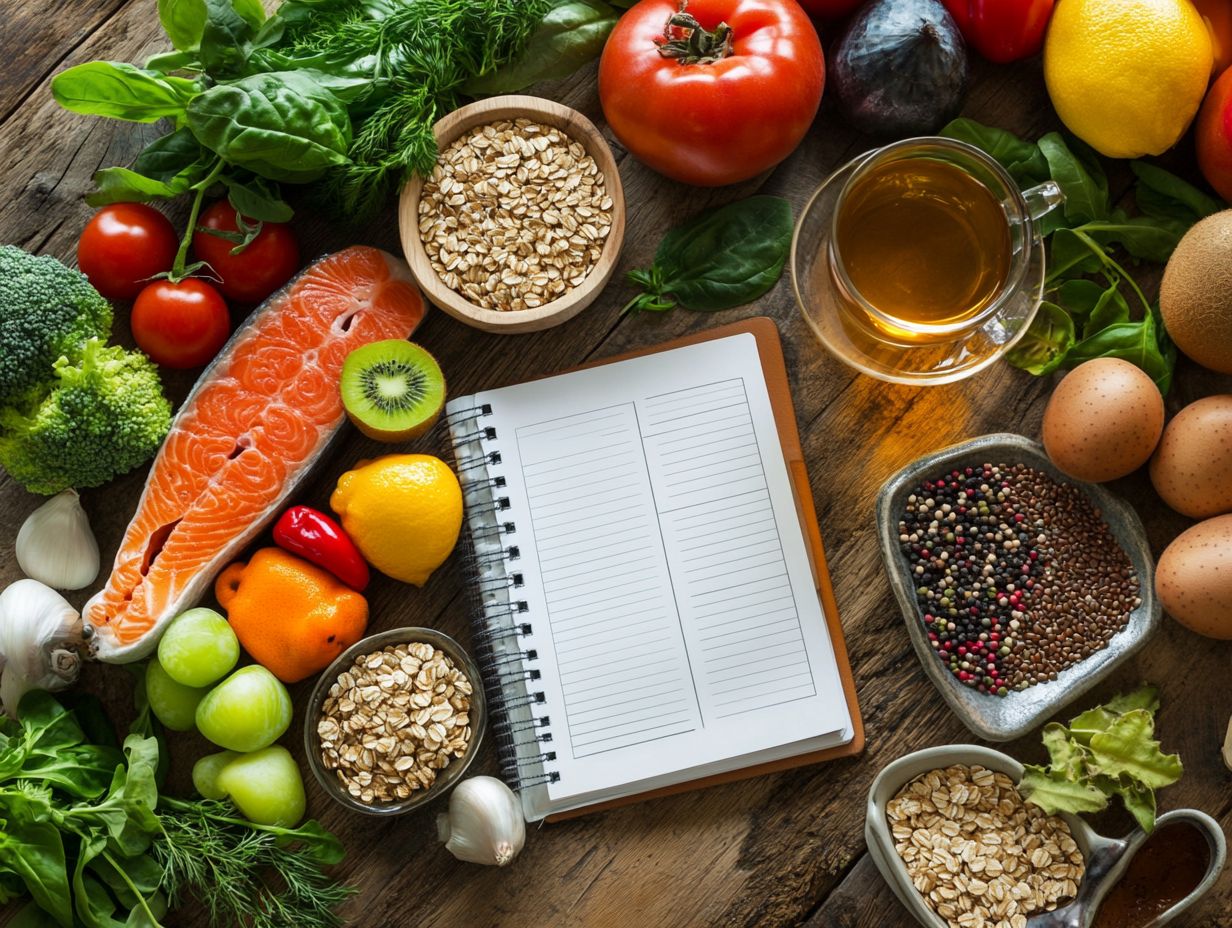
[456,332,852,818]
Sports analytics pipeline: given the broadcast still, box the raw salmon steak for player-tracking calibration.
[86,247,426,662]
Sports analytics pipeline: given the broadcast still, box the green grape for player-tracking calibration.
[146,659,208,732]
[215,745,306,827]
[158,607,240,688]
[195,665,292,752]
[192,750,239,800]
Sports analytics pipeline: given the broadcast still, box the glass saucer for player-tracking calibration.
[790,154,1047,386]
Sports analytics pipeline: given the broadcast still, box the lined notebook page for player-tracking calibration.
[458,333,851,816]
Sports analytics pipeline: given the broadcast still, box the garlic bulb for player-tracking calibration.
[437,776,526,866]
[0,579,84,717]
[16,490,100,590]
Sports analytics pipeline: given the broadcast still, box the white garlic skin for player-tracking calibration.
[0,579,83,717]
[437,775,526,866]
[16,489,100,590]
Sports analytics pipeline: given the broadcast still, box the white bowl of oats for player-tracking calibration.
[865,745,1102,928]
[305,627,486,815]
[398,94,626,334]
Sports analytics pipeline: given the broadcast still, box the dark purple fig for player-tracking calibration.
[832,0,970,138]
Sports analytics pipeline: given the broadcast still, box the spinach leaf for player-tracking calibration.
[0,813,71,928]
[51,62,198,123]
[143,49,200,74]
[462,0,619,95]
[1006,301,1075,375]
[231,0,266,29]
[87,167,195,207]
[186,71,352,182]
[8,902,60,928]
[1131,161,1224,224]
[199,0,256,77]
[157,0,206,51]
[1064,311,1175,393]
[131,127,205,182]
[1082,282,1130,338]
[1048,228,1101,280]
[1053,279,1105,323]
[222,174,294,222]
[1038,132,1109,224]
[940,118,1049,186]
[1082,216,1188,263]
[625,196,794,313]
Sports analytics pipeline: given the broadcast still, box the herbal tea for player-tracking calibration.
[834,157,1012,329]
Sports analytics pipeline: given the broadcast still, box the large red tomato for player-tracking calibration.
[191,201,300,303]
[131,278,230,369]
[599,0,825,187]
[77,203,178,299]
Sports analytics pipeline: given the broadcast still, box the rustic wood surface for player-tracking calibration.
[2,3,1231,926]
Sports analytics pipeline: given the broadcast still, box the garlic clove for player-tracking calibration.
[437,775,526,866]
[0,579,83,717]
[16,489,100,590]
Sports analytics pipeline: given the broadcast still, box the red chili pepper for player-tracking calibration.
[273,505,370,592]
[941,0,1056,63]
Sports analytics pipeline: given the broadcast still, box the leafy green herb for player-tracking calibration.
[1018,685,1182,831]
[624,196,794,313]
[941,119,1226,393]
[50,62,197,123]
[0,690,352,928]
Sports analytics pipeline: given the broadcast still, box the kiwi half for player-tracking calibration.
[340,340,446,442]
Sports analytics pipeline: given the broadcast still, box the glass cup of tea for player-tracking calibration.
[791,137,1065,385]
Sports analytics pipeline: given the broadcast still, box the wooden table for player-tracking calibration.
[3,4,1231,926]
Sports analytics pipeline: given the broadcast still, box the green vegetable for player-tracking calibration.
[50,62,197,123]
[0,247,114,412]
[624,197,794,314]
[0,690,351,928]
[1018,685,1182,831]
[0,340,171,496]
[943,118,1226,392]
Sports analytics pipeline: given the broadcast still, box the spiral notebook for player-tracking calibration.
[445,319,863,822]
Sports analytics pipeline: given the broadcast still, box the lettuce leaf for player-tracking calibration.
[1088,710,1183,789]
[1019,765,1108,816]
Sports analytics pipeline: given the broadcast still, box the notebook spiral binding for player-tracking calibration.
[446,404,560,792]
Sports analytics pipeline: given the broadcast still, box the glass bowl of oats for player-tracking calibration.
[398,94,626,335]
[305,627,487,816]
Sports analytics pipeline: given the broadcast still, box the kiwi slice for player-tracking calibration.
[340,340,446,442]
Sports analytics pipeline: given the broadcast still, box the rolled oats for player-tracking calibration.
[886,765,1084,928]
[419,118,613,312]
[318,641,473,805]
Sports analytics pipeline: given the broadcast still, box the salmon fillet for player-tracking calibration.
[86,247,426,662]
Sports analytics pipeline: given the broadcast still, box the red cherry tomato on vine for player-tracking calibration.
[794,0,864,18]
[77,203,178,299]
[598,0,825,187]
[192,201,300,303]
[131,278,231,369]
[941,0,1055,63]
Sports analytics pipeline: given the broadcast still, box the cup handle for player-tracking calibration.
[1023,180,1066,236]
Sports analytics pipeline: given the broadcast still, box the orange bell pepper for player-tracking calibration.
[215,547,368,683]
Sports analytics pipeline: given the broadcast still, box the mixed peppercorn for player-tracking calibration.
[898,463,1140,696]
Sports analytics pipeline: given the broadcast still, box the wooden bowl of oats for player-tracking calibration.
[398,94,626,334]
[305,627,487,816]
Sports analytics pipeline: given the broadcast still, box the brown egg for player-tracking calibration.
[1156,514,1232,639]
[1150,395,1232,518]
[1041,358,1165,483]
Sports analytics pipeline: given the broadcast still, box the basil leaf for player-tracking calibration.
[1131,161,1224,224]
[157,0,206,51]
[626,196,793,313]
[1064,313,1175,394]
[1053,279,1105,322]
[144,49,200,73]
[186,71,352,182]
[51,62,197,122]
[462,0,619,95]
[200,0,256,77]
[87,167,191,206]
[1083,217,1188,263]
[940,118,1049,186]
[222,174,294,222]
[1088,709,1184,789]
[1049,228,1101,279]
[231,0,266,29]
[1018,764,1108,816]
[1083,282,1130,338]
[1039,132,1108,224]
[132,127,205,181]
[1006,300,1074,375]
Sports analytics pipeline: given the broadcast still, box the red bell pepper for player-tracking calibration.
[273,505,370,592]
[942,0,1056,63]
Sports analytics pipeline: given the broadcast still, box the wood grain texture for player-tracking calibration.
[1,8,1231,928]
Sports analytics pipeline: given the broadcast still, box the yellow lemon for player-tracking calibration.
[330,454,463,587]
[1044,0,1213,158]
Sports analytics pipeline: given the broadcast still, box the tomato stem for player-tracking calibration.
[170,158,225,282]
[658,1,734,64]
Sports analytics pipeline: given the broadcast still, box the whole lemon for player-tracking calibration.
[330,454,463,587]
[1044,0,1212,158]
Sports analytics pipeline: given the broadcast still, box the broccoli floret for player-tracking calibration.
[0,245,113,410]
[0,339,171,494]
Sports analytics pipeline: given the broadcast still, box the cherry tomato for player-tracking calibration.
[131,279,231,369]
[941,0,1055,63]
[795,0,864,18]
[599,0,825,187]
[192,201,300,303]
[76,203,178,299]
